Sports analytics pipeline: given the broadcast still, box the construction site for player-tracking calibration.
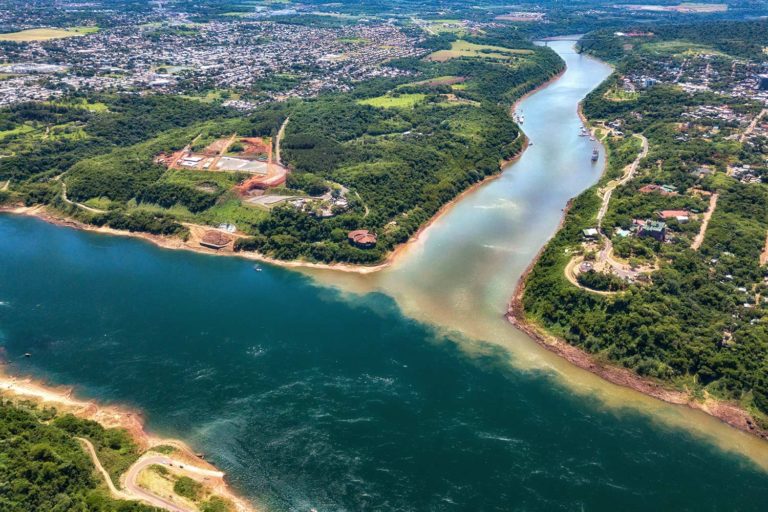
[156,133,289,194]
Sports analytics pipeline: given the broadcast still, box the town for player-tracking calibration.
[0,16,423,108]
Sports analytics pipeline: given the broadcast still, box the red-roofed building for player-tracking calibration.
[348,230,377,248]
[657,210,691,222]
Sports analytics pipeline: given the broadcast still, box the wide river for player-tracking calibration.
[2,41,768,510]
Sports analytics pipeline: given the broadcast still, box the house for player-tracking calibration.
[658,210,690,223]
[639,184,677,196]
[582,228,599,240]
[348,229,377,248]
[638,219,667,241]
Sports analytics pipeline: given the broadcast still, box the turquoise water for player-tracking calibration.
[2,42,768,510]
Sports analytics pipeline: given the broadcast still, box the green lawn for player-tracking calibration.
[358,93,426,109]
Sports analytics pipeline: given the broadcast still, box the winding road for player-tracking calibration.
[77,436,222,512]
[567,133,650,292]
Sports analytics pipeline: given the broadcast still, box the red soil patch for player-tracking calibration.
[203,137,231,156]
[239,137,272,155]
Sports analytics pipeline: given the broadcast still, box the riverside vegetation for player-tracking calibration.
[0,29,563,265]
[522,19,768,427]
[0,400,158,512]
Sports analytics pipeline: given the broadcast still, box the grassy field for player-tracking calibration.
[47,99,110,112]
[399,75,466,88]
[337,36,368,44]
[0,26,98,41]
[604,88,640,102]
[426,40,533,62]
[182,90,241,103]
[640,40,726,57]
[421,19,467,35]
[358,93,427,109]
[0,124,35,141]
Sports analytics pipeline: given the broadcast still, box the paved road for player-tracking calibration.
[124,454,223,512]
[78,436,222,512]
[590,134,650,283]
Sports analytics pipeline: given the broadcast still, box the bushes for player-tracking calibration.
[286,172,329,196]
[52,414,141,484]
[92,210,184,236]
[138,182,218,213]
[577,270,627,292]
[0,402,157,512]
[173,476,203,501]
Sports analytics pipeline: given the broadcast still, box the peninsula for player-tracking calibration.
[513,18,768,439]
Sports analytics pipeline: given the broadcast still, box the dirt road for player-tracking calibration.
[275,116,290,166]
[692,192,718,250]
[740,108,766,143]
[597,133,649,229]
[78,436,221,512]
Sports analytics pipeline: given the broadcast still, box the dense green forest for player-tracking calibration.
[523,20,768,424]
[0,29,563,264]
[579,18,768,62]
[0,400,158,512]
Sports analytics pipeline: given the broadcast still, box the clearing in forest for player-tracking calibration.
[359,93,426,109]
[426,40,534,62]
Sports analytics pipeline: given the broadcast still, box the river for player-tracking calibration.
[1,41,768,511]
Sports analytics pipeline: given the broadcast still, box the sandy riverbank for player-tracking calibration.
[0,63,564,277]
[0,124,534,277]
[0,368,258,511]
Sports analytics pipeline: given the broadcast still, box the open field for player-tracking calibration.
[359,93,426,108]
[419,19,468,35]
[604,88,640,102]
[426,40,534,62]
[624,3,727,12]
[641,40,727,57]
[0,26,98,41]
[400,75,466,88]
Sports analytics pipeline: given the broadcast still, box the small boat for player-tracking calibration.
[253,265,263,272]
[591,149,599,162]
[528,141,533,146]
[24,353,31,358]
[589,136,596,141]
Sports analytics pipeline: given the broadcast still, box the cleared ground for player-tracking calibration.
[359,93,426,108]
[0,26,98,41]
[426,40,533,62]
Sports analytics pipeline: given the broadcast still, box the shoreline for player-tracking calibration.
[0,66,566,276]
[0,368,258,511]
[505,96,768,444]
[505,287,768,440]
[0,124,535,276]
